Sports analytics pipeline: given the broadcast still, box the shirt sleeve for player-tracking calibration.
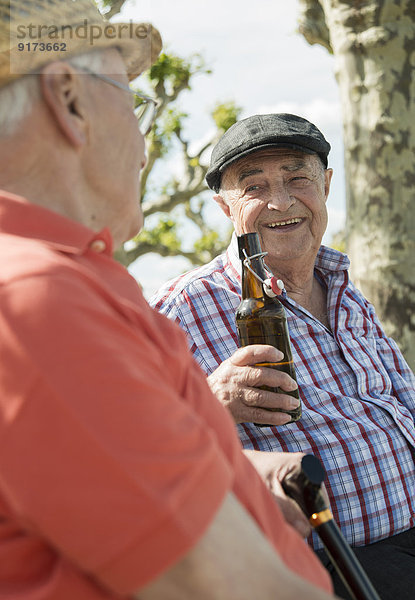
[364,291,415,417]
[0,269,233,596]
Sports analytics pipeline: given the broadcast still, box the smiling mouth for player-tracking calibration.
[265,218,303,229]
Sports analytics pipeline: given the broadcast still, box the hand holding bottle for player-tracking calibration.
[207,344,300,426]
[235,232,301,426]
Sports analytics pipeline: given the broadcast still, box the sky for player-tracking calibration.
[114,0,345,298]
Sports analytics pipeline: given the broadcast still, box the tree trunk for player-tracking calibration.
[300,0,415,369]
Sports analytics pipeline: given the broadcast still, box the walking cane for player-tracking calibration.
[281,454,381,600]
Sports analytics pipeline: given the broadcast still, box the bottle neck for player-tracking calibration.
[238,233,269,300]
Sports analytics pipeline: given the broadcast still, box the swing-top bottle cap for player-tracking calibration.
[264,277,284,297]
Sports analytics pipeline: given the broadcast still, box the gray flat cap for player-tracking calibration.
[206,113,331,192]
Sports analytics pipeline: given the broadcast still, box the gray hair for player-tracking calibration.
[0,50,108,136]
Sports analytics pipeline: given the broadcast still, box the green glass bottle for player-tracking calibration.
[235,232,301,425]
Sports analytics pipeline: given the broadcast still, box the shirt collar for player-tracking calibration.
[0,191,113,256]
[314,244,350,273]
[226,232,242,281]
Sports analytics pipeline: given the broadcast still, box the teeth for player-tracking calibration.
[267,218,301,228]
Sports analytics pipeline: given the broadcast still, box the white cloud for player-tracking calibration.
[253,98,341,130]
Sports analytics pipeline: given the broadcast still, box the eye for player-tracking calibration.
[246,184,260,192]
[288,176,309,185]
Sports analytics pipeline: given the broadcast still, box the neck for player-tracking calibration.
[0,102,96,230]
[266,252,330,329]
[0,128,101,235]
[266,253,316,302]
[1,166,92,227]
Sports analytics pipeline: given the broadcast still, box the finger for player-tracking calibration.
[271,480,311,538]
[242,388,300,412]
[244,365,298,393]
[237,403,294,426]
[231,345,284,367]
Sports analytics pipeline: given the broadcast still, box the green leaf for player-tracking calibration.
[137,218,182,252]
[211,101,242,131]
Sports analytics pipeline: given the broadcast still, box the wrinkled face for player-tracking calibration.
[216,148,332,269]
[86,51,146,246]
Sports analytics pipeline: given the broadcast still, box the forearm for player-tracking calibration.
[136,491,335,600]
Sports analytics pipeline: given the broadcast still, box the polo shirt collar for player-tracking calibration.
[0,191,113,256]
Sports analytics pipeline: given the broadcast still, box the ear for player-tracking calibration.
[213,193,233,221]
[40,62,87,148]
[324,168,333,201]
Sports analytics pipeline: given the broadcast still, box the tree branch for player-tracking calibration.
[115,241,203,266]
[102,0,127,20]
[143,181,208,218]
[298,0,332,53]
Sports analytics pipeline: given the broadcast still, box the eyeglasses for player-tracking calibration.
[79,68,158,136]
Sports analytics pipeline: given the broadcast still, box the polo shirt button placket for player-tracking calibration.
[90,239,107,253]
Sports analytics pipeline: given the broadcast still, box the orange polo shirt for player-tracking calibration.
[0,191,332,598]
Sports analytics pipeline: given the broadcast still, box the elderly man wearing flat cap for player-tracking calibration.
[0,3,340,600]
[152,113,415,599]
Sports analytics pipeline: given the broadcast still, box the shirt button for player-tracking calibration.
[90,239,107,253]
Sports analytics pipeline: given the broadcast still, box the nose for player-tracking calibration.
[267,185,296,212]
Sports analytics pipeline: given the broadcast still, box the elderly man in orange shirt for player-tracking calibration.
[0,1,337,599]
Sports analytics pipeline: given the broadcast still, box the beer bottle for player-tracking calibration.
[235,232,301,425]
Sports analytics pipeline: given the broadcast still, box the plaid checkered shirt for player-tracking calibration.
[150,235,415,550]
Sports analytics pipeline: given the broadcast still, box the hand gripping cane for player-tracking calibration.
[282,454,381,600]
